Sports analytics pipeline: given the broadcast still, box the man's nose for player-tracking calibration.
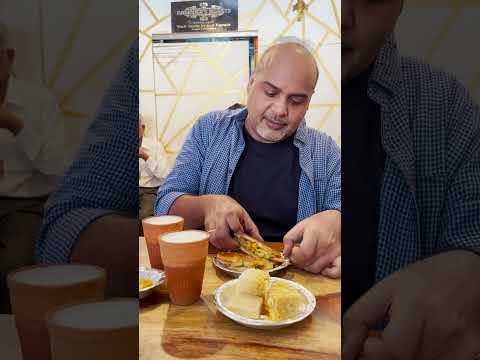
[342,0,355,30]
[273,98,288,118]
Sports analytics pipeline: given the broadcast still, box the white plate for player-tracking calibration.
[212,254,291,278]
[139,267,165,299]
[213,278,316,329]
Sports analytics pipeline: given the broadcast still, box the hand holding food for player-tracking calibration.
[203,195,263,250]
[283,210,340,276]
[215,233,286,273]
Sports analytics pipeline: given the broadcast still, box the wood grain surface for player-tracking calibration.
[139,237,341,360]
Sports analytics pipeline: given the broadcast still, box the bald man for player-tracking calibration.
[155,40,341,276]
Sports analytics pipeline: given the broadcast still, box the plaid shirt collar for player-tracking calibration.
[367,33,417,195]
[369,33,403,97]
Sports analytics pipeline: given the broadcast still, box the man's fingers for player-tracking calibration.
[321,256,341,278]
[215,219,235,250]
[378,297,423,360]
[289,228,319,266]
[343,274,398,360]
[283,220,305,257]
[241,212,263,241]
[362,337,391,360]
[225,212,244,234]
[303,254,333,274]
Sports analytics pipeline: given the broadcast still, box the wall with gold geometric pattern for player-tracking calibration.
[139,0,341,168]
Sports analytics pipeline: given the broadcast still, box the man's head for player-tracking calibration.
[0,22,15,85]
[342,0,403,84]
[245,39,318,143]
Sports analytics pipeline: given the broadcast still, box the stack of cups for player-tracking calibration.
[7,264,106,360]
[46,298,138,360]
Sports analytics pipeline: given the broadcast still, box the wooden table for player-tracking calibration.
[139,237,341,360]
[0,315,23,360]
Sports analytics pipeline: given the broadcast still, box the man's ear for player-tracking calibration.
[247,74,255,92]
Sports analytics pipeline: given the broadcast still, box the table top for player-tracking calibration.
[139,237,341,360]
[0,315,23,360]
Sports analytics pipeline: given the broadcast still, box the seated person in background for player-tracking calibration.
[37,43,139,297]
[138,119,171,233]
[0,21,67,312]
[156,38,341,277]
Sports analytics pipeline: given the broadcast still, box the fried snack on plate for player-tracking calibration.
[225,269,270,319]
[264,281,307,321]
[235,233,285,264]
[235,269,270,297]
[217,252,274,270]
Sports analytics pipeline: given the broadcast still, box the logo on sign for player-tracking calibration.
[176,2,232,22]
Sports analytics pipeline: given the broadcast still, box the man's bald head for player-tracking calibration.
[244,39,317,144]
[254,41,319,90]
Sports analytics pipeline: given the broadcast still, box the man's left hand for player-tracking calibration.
[283,209,341,276]
[343,250,480,360]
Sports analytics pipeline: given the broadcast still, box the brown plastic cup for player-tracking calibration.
[7,264,106,360]
[142,215,184,269]
[159,230,209,305]
[46,298,138,360]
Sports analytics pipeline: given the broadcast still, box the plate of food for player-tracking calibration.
[212,233,291,277]
[213,269,316,329]
[139,267,165,299]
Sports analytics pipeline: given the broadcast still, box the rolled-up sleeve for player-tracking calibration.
[323,136,341,212]
[36,42,139,263]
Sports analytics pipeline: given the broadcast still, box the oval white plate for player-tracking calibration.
[212,254,291,278]
[213,278,316,329]
[139,267,165,299]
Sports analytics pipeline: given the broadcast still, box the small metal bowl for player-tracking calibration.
[139,267,165,299]
[213,277,316,329]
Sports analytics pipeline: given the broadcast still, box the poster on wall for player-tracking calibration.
[171,0,238,33]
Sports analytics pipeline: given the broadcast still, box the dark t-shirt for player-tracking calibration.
[342,67,385,313]
[228,127,301,242]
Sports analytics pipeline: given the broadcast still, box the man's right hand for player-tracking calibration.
[202,194,262,250]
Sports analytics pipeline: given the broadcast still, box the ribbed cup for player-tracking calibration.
[142,215,184,269]
[159,230,209,305]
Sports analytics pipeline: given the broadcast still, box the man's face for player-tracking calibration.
[245,49,315,143]
[342,0,403,84]
[0,41,14,84]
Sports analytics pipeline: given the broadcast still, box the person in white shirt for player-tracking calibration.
[0,21,67,312]
[138,121,171,231]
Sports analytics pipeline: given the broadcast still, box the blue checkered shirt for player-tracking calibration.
[37,43,139,263]
[155,108,341,224]
[372,35,480,281]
